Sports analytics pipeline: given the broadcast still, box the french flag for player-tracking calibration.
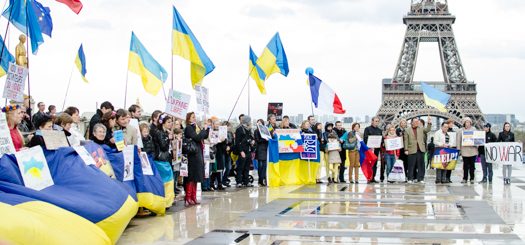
[308,74,346,114]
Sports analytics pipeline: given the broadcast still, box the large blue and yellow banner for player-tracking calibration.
[268,138,319,187]
[431,147,460,170]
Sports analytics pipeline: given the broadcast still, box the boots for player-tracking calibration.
[216,173,224,190]
[191,182,200,204]
[184,183,192,206]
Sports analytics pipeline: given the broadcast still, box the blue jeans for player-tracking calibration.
[223,153,232,184]
[385,154,396,177]
[480,154,493,181]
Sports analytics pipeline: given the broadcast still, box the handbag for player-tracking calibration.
[182,137,198,155]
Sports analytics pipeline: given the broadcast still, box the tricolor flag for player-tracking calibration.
[172,6,215,88]
[55,0,83,14]
[255,32,289,94]
[358,141,378,181]
[308,74,346,114]
[75,44,88,83]
[0,35,14,78]
[421,82,450,113]
[249,46,267,94]
[128,32,168,96]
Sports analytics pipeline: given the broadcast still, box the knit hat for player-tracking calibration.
[484,123,491,128]
[241,115,251,125]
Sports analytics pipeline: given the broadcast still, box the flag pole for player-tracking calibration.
[24,3,31,116]
[247,73,251,116]
[61,66,74,111]
[226,65,256,123]
[124,71,129,108]
[307,75,315,117]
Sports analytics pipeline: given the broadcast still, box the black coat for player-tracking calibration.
[254,128,268,161]
[185,124,209,182]
[235,125,254,154]
[141,135,155,156]
[152,128,172,162]
[479,131,497,154]
[88,109,103,140]
[334,128,347,160]
[364,125,383,144]
[215,140,228,170]
[498,131,515,142]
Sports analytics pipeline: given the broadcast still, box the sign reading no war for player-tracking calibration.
[485,142,523,165]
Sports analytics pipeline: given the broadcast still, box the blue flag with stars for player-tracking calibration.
[32,0,53,37]
[2,0,46,54]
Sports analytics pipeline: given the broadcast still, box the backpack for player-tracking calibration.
[343,132,358,151]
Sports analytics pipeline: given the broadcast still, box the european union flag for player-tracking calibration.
[2,0,46,54]
[32,0,53,37]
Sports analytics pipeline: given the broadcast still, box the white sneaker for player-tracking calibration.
[419,181,425,184]
[407,180,413,184]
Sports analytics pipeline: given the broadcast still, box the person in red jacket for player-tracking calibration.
[384,126,400,183]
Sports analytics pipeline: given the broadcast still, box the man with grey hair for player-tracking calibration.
[364,116,383,183]
[235,115,255,187]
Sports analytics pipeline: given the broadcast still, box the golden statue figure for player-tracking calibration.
[15,34,28,67]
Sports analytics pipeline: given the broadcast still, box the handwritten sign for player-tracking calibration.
[300,134,318,160]
[122,146,134,181]
[195,85,209,115]
[139,152,154,175]
[366,135,382,149]
[113,130,125,151]
[15,146,54,191]
[485,142,523,165]
[73,146,97,166]
[461,131,485,147]
[165,89,191,119]
[41,130,69,150]
[258,124,272,141]
[385,137,403,151]
[3,63,28,102]
[327,141,341,151]
[0,113,15,156]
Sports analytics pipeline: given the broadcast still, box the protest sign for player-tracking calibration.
[485,142,523,165]
[139,152,154,175]
[165,89,191,119]
[301,134,318,160]
[113,130,125,151]
[41,130,69,150]
[267,103,283,121]
[461,131,485,147]
[73,146,97,166]
[327,141,341,151]
[15,146,54,191]
[3,63,28,102]
[385,137,403,151]
[258,124,272,140]
[366,135,382,148]
[122,146,134,181]
[448,132,457,147]
[194,85,209,115]
[275,129,304,153]
[218,126,227,141]
[129,119,143,148]
[180,157,188,177]
[0,113,15,157]
[431,148,460,170]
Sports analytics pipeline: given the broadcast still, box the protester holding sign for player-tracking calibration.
[115,109,138,146]
[326,131,342,183]
[27,115,53,149]
[184,112,210,205]
[64,107,86,147]
[364,117,383,183]
[3,105,24,152]
[479,123,497,184]
[498,122,516,185]
[384,126,400,183]
[152,113,175,208]
[434,122,451,184]
[254,119,269,186]
[456,117,479,184]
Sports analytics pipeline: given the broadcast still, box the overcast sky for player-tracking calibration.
[1,0,524,122]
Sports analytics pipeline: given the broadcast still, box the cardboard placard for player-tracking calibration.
[461,130,485,147]
[195,85,209,115]
[267,103,283,121]
[366,135,382,148]
[41,130,69,150]
[485,142,523,166]
[3,63,28,102]
[73,146,97,166]
[165,89,191,119]
[385,137,403,151]
[258,124,272,141]
[0,113,15,156]
[113,130,125,151]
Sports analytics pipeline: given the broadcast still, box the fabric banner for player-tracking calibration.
[268,138,319,187]
[300,134,317,160]
[485,142,523,166]
[166,89,191,119]
[431,147,460,170]
[3,63,28,102]
[0,113,15,157]
[275,129,304,153]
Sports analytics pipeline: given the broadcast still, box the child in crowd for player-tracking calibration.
[384,126,400,183]
[140,123,155,156]
[327,132,342,183]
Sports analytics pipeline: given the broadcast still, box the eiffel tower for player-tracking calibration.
[376,0,485,128]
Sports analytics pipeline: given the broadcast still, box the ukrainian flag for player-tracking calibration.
[249,46,267,94]
[172,6,215,88]
[421,82,451,113]
[256,32,289,85]
[128,32,168,96]
[268,138,319,187]
[0,35,14,78]
[75,44,88,83]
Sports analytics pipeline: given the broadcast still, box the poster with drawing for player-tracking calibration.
[15,146,54,191]
[73,146,97,166]
[139,152,154,175]
[123,146,134,181]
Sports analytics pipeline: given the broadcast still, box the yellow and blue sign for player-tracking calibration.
[431,147,460,170]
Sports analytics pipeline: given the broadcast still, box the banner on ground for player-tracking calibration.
[485,142,523,165]
[15,146,54,191]
[275,129,304,153]
[267,103,283,121]
[0,113,15,156]
[165,89,191,119]
[385,137,403,151]
[300,134,317,160]
[194,85,209,115]
[431,147,460,170]
[3,63,28,102]
[366,135,382,148]
[461,131,485,147]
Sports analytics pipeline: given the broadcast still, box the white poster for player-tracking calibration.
[3,63,28,102]
[204,160,210,179]
[327,141,341,151]
[485,142,523,166]
[15,146,54,191]
[218,126,228,141]
[139,152,154,175]
[367,135,382,148]
[129,119,143,148]
[41,130,69,150]
[123,146,135,181]
[73,146,97,166]
[258,124,272,141]
[0,113,15,157]
[194,85,209,115]
[447,132,457,147]
[203,144,211,161]
[461,130,486,147]
[180,157,188,177]
[385,137,403,151]
[165,89,191,119]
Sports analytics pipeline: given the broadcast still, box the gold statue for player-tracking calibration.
[15,34,28,67]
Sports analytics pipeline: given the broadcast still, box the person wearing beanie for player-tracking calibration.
[234,114,255,187]
[456,117,478,184]
[479,123,497,184]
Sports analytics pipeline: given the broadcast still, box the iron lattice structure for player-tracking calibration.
[376,0,485,128]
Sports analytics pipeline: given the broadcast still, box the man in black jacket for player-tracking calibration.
[334,121,347,183]
[364,117,383,183]
[88,101,114,140]
[235,115,255,187]
[479,123,497,183]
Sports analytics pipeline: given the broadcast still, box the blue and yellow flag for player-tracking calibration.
[128,32,168,96]
[249,46,267,94]
[172,6,215,88]
[75,44,88,83]
[256,32,289,88]
[421,82,451,113]
[0,35,14,78]
[2,0,45,54]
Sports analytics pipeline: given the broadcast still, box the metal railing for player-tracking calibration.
[382,80,477,94]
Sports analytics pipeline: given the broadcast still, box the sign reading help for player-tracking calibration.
[431,147,460,170]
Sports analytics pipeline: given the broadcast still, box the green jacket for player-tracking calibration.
[403,123,431,155]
